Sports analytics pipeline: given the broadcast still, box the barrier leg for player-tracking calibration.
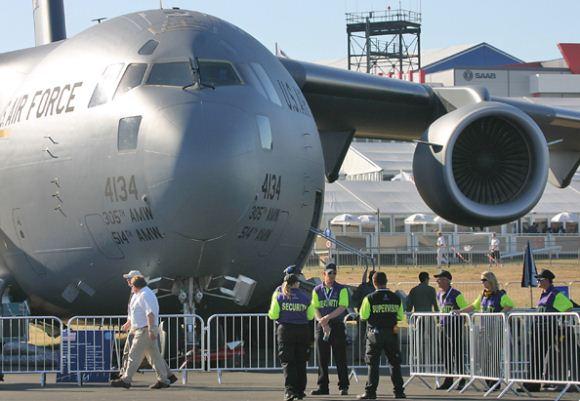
[554,383,571,401]
[348,368,359,383]
[446,378,461,392]
[40,373,46,387]
[217,369,222,384]
[181,370,187,385]
[498,381,525,399]
[496,381,513,399]
[459,377,476,394]
[416,376,432,390]
[403,374,432,389]
[483,379,501,397]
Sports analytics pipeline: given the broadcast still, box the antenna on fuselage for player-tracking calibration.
[91,17,107,24]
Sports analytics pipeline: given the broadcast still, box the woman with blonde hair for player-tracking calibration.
[460,271,514,391]
[461,271,514,313]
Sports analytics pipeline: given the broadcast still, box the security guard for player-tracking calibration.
[311,263,350,396]
[459,271,514,390]
[435,270,469,390]
[536,269,573,312]
[357,272,406,400]
[460,271,514,314]
[269,273,315,401]
[524,269,574,392]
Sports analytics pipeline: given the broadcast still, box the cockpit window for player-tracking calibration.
[114,63,147,99]
[138,40,159,55]
[197,60,242,87]
[88,63,125,108]
[146,62,194,87]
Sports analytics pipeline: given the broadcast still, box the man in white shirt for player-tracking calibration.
[489,233,502,268]
[436,232,448,268]
[111,276,172,389]
[117,269,142,379]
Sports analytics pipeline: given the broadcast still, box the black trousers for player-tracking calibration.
[364,327,404,395]
[278,324,310,395]
[441,320,465,381]
[316,321,349,390]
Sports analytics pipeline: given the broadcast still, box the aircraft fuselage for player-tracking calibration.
[0,9,325,315]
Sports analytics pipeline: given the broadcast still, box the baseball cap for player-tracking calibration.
[434,270,452,280]
[535,269,555,280]
[123,270,143,279]
[283,265,299,275]
[325,263,337,273]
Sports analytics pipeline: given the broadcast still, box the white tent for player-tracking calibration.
[404,213,436,225]
[550,212,578,223]
[391,169,414,182]
[358,214,378,226]
[330,213,359,225]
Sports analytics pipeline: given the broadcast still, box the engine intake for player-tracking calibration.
[413,102,548,227]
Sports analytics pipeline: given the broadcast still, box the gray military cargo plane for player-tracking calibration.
[0,1,579,316]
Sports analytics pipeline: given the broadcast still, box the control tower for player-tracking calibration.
[346,7,421,77]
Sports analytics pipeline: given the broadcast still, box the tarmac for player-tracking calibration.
[0,371,578,401]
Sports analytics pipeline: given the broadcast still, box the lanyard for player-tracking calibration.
[440,288,452,308]
[323,285,334,303]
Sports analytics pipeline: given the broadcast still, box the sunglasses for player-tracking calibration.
[537,277,547,282]
[480,279,488,282]
[326,271,336,275]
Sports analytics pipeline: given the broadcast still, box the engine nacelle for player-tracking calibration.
[413,101,549,227]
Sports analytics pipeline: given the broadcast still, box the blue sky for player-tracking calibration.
[2,0,579,62]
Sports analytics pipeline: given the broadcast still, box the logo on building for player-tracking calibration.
[462,69,497,81]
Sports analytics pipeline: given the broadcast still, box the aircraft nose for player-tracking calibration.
[144,100,259,240]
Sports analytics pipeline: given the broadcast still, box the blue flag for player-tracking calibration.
[521,241,538,288]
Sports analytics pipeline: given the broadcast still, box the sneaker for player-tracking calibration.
[284,392,296,401]
[340,388,348,396]
[149,381,170,389]
[168,374,178,384]
[296,392,306,400]
[394,392,407,399]
[310,388,329,395]
[357,393,377,400]
[110,379,131,389]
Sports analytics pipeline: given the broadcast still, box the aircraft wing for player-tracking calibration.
[280,57,580,227]
[279,58,439,139]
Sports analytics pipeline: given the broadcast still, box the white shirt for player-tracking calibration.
[490,238,500,251]
[436,236,446,248]
[129,286,159,329]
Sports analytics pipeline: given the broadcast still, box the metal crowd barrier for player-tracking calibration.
[205,313,279,383]
[0,316,63,386]
[405,313,473,390]
[205,312,410,383]
[465,313,508,396]
[499,312,580,401]
[66,314,204,385]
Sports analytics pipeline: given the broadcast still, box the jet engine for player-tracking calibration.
[413,101,549,227]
